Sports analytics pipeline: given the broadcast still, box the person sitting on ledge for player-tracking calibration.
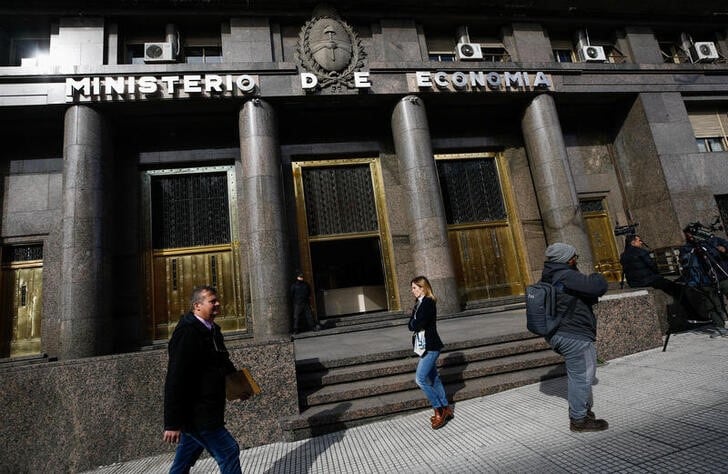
[620,233,715,332]
[620,234,685,299]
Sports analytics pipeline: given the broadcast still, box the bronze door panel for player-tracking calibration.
[152,245,243,340]
[1,265,43,357]
[584,213,622,282]
[448,224,524,301]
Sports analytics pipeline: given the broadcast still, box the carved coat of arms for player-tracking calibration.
[296,6,366,89]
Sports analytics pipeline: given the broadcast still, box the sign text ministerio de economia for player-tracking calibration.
[65,70,552,101]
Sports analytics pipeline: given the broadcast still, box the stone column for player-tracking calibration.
[522,94,594,272]
[238,99,290,338]
[59,105,112,359]
[392,95,459,314]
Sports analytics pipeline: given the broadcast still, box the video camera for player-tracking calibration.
[684,217,723,244]
[614,223,639,237]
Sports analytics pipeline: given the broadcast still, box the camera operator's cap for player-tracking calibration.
[545,242,577,263]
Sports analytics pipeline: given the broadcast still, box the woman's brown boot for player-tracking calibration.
[431,408,447,429]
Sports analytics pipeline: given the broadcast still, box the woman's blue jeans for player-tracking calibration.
[415,350,449,409]
[169,427,241,474]
[549,334,596,420]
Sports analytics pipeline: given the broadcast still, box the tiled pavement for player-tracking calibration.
[85,329,728,473]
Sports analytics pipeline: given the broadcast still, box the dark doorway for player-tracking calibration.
[310,237,387,317]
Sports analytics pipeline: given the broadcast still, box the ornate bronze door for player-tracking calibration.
[581,199,622,282]
[291,158,399,318]
[143,167,244,340]
[436,153,527,302]
[0,244,43,357]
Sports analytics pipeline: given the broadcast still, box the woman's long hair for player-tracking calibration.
[411,275,436,302]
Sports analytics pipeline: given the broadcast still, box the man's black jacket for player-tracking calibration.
[620,245,659,287]
[164,312,236,432]
[542,261,608,341]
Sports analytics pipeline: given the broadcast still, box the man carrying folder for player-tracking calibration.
[163,286,242,474]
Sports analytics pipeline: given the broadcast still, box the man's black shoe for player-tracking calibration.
[570,417,609,432]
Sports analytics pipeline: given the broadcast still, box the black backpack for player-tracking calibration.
[525,271,577,337]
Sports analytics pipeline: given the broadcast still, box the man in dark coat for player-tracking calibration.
[542,243,609,432]
[290,271,319,334]
[163,286,242,474]
[620,234,688,300]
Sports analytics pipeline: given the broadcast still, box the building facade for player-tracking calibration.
[2,0,728,362]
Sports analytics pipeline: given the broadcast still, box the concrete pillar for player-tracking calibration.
[613,93,697,247]
[59,105,112,359]
[392,95,459,314]
[521,94,594,272]
[238,99,290,338]
[622,27,662,64]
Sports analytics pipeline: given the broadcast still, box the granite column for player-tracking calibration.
[59,105,112,359]
[392,96,459,314]
[522,94,594,272]
[238,99,290,338]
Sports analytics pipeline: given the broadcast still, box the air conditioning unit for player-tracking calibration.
[456,42,483,60]
[690,41,719,62]
[578,45,607,62]
[144,42,175,63]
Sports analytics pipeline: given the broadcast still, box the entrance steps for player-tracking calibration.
[301,296,527,338]
[281,327,564,440]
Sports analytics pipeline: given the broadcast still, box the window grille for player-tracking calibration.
[151,172,230,249]
[1,244,43,264]
[302,165,378,236]
[580,200,605,213]
[437,158,506,224]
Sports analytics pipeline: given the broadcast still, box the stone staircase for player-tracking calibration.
[281,321,565,440]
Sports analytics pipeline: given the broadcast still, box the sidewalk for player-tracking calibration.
[85,330,728,473]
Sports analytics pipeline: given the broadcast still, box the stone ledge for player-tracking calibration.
[596,289,664,361]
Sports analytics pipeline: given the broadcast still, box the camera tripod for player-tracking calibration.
[663,240,728,350]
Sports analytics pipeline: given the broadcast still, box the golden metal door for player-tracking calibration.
[581,200,622,282]
[152,244,243,339]
[448,223,524,300]
[143,167,244,341]
[1,259,43,357]
[291,158,399,318]
[436,153,528,303]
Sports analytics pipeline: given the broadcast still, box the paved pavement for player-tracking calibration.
[85,327,728,473]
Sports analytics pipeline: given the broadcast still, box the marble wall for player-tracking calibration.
[0,337,297,473]
[596,289,664,361]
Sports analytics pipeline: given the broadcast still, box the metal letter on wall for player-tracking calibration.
[436,153,528,303]
[0,244,43,357]
[142,166,244,340]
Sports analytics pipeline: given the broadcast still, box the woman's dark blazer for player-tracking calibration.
[407,296,444,353]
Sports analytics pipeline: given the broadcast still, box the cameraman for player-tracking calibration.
[679,226,728,337]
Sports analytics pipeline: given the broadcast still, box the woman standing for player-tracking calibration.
[408,275,453,429]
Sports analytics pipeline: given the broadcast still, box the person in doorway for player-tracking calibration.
[408,275,453,430]
[163,286,242,474]
[290,271,320,334]
[541,243,609,432]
